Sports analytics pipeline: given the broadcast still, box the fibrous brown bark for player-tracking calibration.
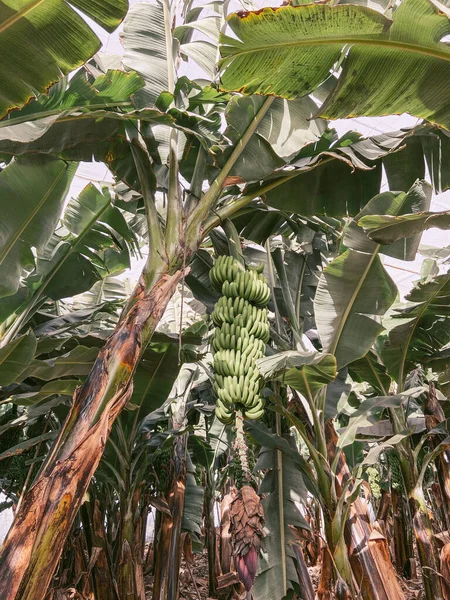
[325,421,405,600]
[440,542,450,600]
[317,546,334,600]
[152,434,187,600]
[204,476,218,597]
[426,382,450,532]
[116,488,146,600]
[292,545,315,600]
[89,500,118,600]
[0,268,185,600]
[391,490,413,577]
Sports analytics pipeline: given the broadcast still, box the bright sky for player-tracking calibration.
[69,0,450,298]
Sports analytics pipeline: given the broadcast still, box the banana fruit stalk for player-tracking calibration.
[210,256,270,423]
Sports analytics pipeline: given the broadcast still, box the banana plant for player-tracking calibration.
[0,1,128,118]
[2,0,450,598]
[250,181,439,598]
[218,0,450,132]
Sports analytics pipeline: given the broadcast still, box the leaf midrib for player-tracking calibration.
[0,0,46,35]
[221,37,450,66]
[328,249,379,358]
[0,102,134,130]
[0,336,25,367]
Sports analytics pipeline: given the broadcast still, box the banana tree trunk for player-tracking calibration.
[152,434,187,600]
[325,421,405,600]
[292,545,315,600]
[426,383,450,532]
[391,489,413,577]
[0,266,185,600]
[116,488,146,600]
[83,500,118,600]
[204,480,218,597]
[317,545,334,600]
[409,488,443,600]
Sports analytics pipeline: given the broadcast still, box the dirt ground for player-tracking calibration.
[144,553,425,599]
[145,552,210,600]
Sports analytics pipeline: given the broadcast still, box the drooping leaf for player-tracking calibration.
[346,181,432,261]
[383,135,426,192]
[0,332,37,387]
[32,305,115,338]
[348,351,392,396]
[382,273,450,386]
[362,431,413,466]
[122,2,169,108]
[222,95,325,182]
[0,157,77,297]
[251,428,310,600]
[0,0,128,118]
[12,379,80,406]
[314,249,397,369]
[185,249,219,311]
[0,431,57,462]
[262,149,382,217]
[337,388,425,450]
[246,420,316,493]
[258,351,336,398]
[21,346,99,381]
[0,70,145,152]
[182,458,204,540]
[359,210,450,245]
[132,343,181,424]
[315,183,434,369]
[421,127,450,193]
[219,0,450,131]
[325,369,352,421]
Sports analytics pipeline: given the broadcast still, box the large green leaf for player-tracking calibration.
[0,184,137,331]
[0,157,77,297]
[0,332,36,387]
[315,183,433,369]
[219,0,450,131]
[122,2,169,108]
[0,0,128,118]
[0,70,146,153]
[346,181,432,260]
[382,273,450,387]
[314,250,397,369]
[251,427,310,600]
[337,388,423,450]
[132,343,181,424]
[222,95,325,182]
[20,346,99,381]
[359,209,450,245]
[258,350,336,398]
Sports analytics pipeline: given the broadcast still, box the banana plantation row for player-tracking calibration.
[0,1,449,599]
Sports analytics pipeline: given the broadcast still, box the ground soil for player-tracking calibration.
[144,552,425,599]
[145,552,210,600]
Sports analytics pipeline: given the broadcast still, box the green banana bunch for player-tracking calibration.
[210,256,270,424]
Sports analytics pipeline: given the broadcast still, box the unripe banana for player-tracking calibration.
[245,407,265,420]
[211,256,270,424]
